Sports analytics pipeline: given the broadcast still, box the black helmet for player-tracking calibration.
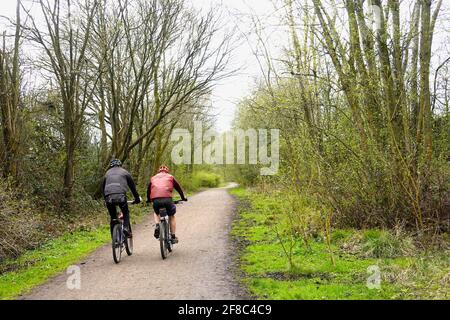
[110,159,122,168]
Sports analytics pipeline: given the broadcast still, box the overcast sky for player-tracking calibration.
[190,0,286,132]
[0,0,286,132]
[1,0,449,132]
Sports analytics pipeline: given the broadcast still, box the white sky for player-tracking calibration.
[1,0,449,131]
[190,0,286,132]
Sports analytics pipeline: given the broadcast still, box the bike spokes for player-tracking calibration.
[159,221,169,259]
[125,234,133,256]
[112,224,122,264]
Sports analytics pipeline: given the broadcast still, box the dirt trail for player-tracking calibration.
[21,184,243,300]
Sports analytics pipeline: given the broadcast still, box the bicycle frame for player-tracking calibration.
[159,208,173,259]
[158,200,183,259]
[111,199,139,264]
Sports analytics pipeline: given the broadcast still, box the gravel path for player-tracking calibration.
[21,185,243,300]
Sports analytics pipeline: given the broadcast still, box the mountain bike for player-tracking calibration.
[112,198,140,264]
[159,200,183,260]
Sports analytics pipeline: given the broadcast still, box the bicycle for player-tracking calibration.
[159,200,183,260]
[111,198,140,264]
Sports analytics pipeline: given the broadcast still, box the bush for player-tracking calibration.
[0,180,46,261]
[339,229,416,259]
[170,167,223,192]
[0,178,105,262]
[361,230,415,258]
[192,171,222,188]
[331,229,355,244]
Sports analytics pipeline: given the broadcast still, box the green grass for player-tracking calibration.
[0,205,149,300]
[246,278,400,300]
[0,227,111,300]
[229,187,450,300]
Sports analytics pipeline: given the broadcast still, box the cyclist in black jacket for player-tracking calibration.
[102,159,141,238]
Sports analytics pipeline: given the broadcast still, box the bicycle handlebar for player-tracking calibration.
[145,198,187,205]
[127,197,143,205]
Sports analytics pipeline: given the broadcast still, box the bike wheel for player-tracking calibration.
[160,221,169,259]
[125,225,133,256]
[112,224,122,264]
[167,224,173,253]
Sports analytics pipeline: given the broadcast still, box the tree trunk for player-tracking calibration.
[63,123,76,199]
[0,1,22,179]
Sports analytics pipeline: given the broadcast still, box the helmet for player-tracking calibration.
[110,159,122,168]
[158,165,169,173]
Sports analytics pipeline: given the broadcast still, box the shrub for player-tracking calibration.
[338,229,416,258]
[331,229,355,244]
[0,178,105,262]
[0,180,46,261]
[192,171,222,188]
[361,230,415,258]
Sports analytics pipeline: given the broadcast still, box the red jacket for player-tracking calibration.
[147,172,185,201]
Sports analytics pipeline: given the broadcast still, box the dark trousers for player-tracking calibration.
[106,201,131,235]
[152,198,177,216]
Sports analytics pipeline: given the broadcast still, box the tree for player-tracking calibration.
[0,0,22,178]
[89,0,233,179]
[23,0,100,199]
[234,0,448,230]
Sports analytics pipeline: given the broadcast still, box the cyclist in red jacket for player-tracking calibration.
[147,165,187,243]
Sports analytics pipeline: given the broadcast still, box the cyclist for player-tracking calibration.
[102,159,141,238]
[147,165,187,244]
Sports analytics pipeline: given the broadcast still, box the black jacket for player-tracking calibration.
[102,167,140,201]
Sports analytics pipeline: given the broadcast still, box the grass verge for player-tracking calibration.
[0,205,149,300]
[229,187,450,300]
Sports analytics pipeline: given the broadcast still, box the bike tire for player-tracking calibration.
[167,224,173,253]
[125,225,133,256]
[160,221,169,260]
[112,223,122,264]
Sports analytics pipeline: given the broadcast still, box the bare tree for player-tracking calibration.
[23,0,100,199]
[311,0,443,229]
[0,0,22,178]
[89,0,233,175]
